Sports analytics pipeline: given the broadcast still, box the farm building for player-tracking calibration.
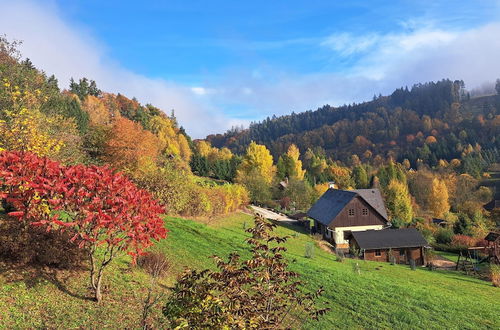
[349,228,428,265]
[307,188,389,249]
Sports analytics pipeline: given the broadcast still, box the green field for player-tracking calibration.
[1,212,499,329]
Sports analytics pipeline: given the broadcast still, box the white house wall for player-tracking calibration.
[332,225,385,246]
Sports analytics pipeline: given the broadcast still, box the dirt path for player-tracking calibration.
[249,205,297,222]
[432,255,456,269]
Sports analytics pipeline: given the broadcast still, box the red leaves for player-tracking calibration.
[7,211,24,218]
[0,150,167,259]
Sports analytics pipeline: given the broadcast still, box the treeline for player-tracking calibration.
[204,137,498,251]
[207,80,500,168]
[0,37,248,218]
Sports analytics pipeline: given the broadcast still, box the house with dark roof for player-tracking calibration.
[350,228,429,265]
[307,188,389,249]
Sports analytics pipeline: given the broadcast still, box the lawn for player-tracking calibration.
[1,212,499,329]
[435,250,460,263]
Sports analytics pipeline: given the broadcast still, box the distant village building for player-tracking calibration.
[307,188,389,249]
[483,198,500,212]
[432,218,448,227]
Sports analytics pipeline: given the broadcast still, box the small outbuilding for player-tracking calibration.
[350,228,428,265]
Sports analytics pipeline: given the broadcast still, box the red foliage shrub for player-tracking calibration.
[0,151,167,301]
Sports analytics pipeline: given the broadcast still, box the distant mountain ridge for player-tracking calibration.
[207,79,500,167]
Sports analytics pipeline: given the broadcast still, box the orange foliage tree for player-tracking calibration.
[104,117,161,172]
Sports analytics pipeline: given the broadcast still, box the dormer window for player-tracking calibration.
[348,208,355,217]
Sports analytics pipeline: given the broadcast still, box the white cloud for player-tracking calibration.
[0,0,241,138]
[206,22,500,119]
[321,33,380,56]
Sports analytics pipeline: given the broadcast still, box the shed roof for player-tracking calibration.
[485,231,499,242]
[484,199,500,211]
[351,228,428,250]
[307,188,388,226]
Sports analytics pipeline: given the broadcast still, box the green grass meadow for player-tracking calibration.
[1,212,499,329]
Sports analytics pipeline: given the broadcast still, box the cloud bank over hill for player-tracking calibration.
[0,0,246,138]
[0,1,499,137]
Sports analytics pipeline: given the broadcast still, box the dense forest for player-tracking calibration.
[207,80,500,170]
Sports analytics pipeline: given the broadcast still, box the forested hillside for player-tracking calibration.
[0,37,249,219]
[207,80,500,168]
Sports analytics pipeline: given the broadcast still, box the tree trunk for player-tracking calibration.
[94,273,103,303]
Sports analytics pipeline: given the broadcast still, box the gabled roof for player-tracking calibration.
[353,189,389,220]
[307,188,388,226]
[351,228,428,250]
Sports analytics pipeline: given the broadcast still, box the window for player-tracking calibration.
[362,208,368,216]
[348,208,355,217]
[399,249,405,257]
[375,249,381,256]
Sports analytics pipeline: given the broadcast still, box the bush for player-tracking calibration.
[435,228,454,244]
[134,165,249,218]
[137,252,170,278]
[163,215,329,328]
[451,235,477,249]
[0,215,86,268]
[305,242,314,258]
[490,264,500,287]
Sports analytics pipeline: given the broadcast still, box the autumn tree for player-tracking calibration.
[385,179,413,225]
[276,144,306,181]
[82,94,111,126]
[236,141,276,185]
[352,165,369,188]
[428,178,450,218]
[0,81,69,158]
[0,151,167,302]
[281,178,314,210]
[104,117,161,173]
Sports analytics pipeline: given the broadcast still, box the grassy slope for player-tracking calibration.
[1,212,499,329]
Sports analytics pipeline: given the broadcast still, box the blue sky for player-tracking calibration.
[1,0,500,137]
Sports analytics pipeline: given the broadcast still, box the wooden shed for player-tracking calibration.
[350,228,429,265]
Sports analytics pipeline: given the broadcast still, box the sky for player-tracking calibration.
[0,0,500,138]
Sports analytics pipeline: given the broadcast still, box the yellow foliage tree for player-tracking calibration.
[0,107,64,157]
[0,82,65,157]
[236,141,276,185]
[149,115,192,163]
[385,179,413,224]
[314,182,330,197]
[428,178,450,218]
[178,134,192,163]
[286,144,305,180]
[82,95,110,126]
[195,140,212,157]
